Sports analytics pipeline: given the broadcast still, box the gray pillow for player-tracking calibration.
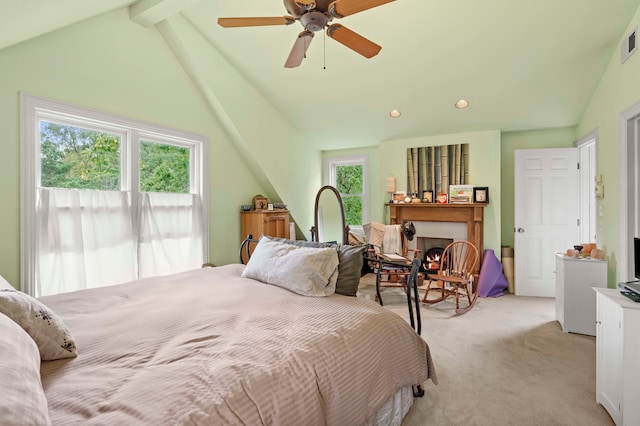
[265,236,335,249]
[335,244,367,296]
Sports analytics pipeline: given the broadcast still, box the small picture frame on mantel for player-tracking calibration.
[436,192,448,204]
[392,192,406,203]
[252,195,269,210]
[449,185,474,204]
[473,187,489,203]
[422,190,434,203]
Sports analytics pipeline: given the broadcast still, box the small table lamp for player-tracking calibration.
[386,175,397,203]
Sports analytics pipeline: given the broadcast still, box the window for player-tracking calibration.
[40,121,122,190]
[139,140,190,193]
[327,156,368,232]
[21,94,208,296]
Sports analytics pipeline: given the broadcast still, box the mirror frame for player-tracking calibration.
[311,185,349,245]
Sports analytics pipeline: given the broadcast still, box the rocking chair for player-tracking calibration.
[421,240,479,314]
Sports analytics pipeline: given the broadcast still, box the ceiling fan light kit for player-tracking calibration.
[218,0,395,68]
[300,11,329,31]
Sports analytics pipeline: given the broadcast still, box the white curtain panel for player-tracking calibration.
[37,188,136,297]
[137,192,204,279]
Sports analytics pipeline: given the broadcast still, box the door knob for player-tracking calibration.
[517,228,525,233]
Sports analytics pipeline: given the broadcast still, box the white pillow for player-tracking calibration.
[0,312,52,426]
[0,274,14,290]
[0,289,77,361]
[242,236,339,297]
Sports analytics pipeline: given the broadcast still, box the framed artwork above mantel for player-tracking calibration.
[406,143,470,202]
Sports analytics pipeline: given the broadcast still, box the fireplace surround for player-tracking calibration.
[387,203,487,278]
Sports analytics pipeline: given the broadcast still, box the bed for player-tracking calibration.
[1,240,436,425]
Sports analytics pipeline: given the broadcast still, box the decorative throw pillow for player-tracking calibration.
[0,289,77,360]
[0,274,14,290]
[242,236,339,297]
[0,312,51,425]
[335,244,367,296]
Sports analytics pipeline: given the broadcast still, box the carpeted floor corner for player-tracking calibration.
[357,274,614,426]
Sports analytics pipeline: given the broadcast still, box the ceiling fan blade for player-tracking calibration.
[285,30,314,68]
[326,24,381,58]
[328,0,394,18]
[217,16,296,28]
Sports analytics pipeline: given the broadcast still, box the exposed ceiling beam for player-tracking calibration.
[129,0,202,27]
[155,16,280,203]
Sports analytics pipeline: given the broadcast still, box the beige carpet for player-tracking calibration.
[357,275,614,426]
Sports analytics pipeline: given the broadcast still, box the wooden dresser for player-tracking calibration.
[241,209,290,247]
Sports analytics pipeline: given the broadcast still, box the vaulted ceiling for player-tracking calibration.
[2,0,639,150]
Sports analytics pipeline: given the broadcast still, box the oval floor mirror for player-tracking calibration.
[311,185,349,245]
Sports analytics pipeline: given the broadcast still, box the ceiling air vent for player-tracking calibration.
[621,26,637,64]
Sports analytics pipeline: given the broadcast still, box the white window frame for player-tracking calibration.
[326,155,369,233]
[20,93,209,294]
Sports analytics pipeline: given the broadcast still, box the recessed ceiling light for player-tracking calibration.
[455,99,469,109]
[389,110,401,118]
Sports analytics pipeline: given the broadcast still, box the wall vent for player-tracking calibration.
[621,26,637,64]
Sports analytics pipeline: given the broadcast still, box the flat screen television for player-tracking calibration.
[635,237,640,280]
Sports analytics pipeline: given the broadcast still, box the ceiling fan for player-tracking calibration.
[218,0,395,68]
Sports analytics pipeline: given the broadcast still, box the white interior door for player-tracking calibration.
[515,148,579,297]
[578,139,597,243]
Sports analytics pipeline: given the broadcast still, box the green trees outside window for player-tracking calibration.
[40,122,120,190]
[140,141,190,193]
[40,121,190,193]
[335,164,363,226]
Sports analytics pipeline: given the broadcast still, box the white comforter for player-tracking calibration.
[39,264,436,425]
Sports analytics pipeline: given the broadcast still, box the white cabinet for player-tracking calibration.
[595,288,640,425]
[555,254,607,336]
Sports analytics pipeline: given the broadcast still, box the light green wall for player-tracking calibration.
[500,127,576,247]
[325,131,502,254]
[0,9,319,288]
[576,5,640,285]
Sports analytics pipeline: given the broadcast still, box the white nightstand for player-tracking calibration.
[555,253,607,336]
